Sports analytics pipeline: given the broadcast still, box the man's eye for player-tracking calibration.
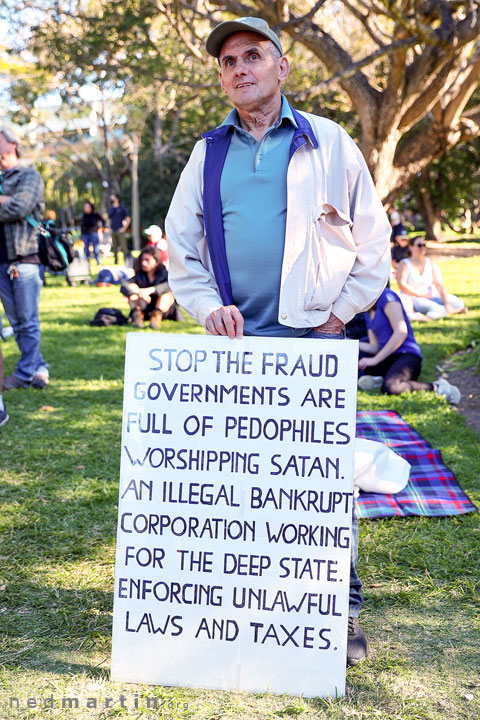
[249,53,259,60]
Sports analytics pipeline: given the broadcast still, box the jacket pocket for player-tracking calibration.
[303,204,356,311]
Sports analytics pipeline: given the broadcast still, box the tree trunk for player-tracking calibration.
[417,187,443,241]
[363,130,401,199]
[130,132,141,251]
[462,208,472,234]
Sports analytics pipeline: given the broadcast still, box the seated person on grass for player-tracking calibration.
[391,229,410,268]
[120,246,176,329]
[396,236,467,320]
[357,287,461,404]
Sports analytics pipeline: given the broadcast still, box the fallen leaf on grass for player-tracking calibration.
[40,405,55,412]
[76,465,85,469]
[368,583,382,588]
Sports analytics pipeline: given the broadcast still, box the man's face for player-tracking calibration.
[218,32,289,112]
[0,133,17,169]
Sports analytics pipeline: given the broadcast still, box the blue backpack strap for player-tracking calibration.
[201,125,234,307]
[25,214,40,230]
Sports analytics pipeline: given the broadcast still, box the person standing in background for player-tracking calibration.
[388,207,405,241]
[144,224,169,266]
[0,126,50,391]
[81,201,103,266]
[108,193,131,264]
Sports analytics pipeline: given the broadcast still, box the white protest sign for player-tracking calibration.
[111,333,358,698]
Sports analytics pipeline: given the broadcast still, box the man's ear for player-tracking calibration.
[278,56,290,82]
[219,69,227,93]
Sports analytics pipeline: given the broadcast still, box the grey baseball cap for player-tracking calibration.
[0,126,21,156]
[206,17,283,59]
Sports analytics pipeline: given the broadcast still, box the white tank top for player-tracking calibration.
[402,257,434,296]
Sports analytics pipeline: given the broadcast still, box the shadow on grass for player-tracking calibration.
[1,582,112,677]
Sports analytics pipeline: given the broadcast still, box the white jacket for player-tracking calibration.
[166,109,391,329]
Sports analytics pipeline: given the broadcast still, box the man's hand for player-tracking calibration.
[313,312,344,335]
[0,195,12,204]
[205,305,244,339]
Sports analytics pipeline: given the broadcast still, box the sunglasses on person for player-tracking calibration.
[413,242,426,248]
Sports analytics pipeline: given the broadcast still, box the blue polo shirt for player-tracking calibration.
[220,96,306,337]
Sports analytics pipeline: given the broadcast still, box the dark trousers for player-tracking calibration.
[303,327,363,616]
[360,351,434,395]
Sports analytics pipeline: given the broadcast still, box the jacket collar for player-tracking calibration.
[202,98,318,149]
[289,104,318,149]
[201,123,232,140]
[0,165,20,179]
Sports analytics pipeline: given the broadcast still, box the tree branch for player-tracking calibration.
[222,0,260,19]
[378,46,408,137]
[463,103,480,119]
[326,36,418,86]
[154,0,205,60]
[394,116,462,176]
[277,1,327,30]
[443,46,480,127]
[379,0,451,47]
[399,55,458,131]
[341,0,387,45]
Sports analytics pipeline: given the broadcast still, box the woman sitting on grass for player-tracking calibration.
[396,236,467,320]
[358,287,461,404]
[120,246,176,329]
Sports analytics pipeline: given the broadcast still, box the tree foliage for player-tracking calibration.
[159,0,480,203]
[3,0,480,231]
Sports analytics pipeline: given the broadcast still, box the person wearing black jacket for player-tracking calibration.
[120,245,176,329]
[81,201,103,265]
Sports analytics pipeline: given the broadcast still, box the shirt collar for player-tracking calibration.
[1,165,19,179]
[220,94,297,132]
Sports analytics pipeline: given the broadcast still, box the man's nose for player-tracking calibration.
[233,59,248,75]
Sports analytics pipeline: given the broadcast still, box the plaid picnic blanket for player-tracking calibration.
[355,410,477,519]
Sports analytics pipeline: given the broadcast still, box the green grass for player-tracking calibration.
[0,256,479,719]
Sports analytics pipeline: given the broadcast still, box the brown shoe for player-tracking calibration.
[3,374,30,391]
[149,309,163,330]
[131,308,145,328]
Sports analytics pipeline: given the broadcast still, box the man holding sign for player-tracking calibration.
[166,16,390,666]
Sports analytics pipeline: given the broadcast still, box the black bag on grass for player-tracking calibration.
[90,308,129,326]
